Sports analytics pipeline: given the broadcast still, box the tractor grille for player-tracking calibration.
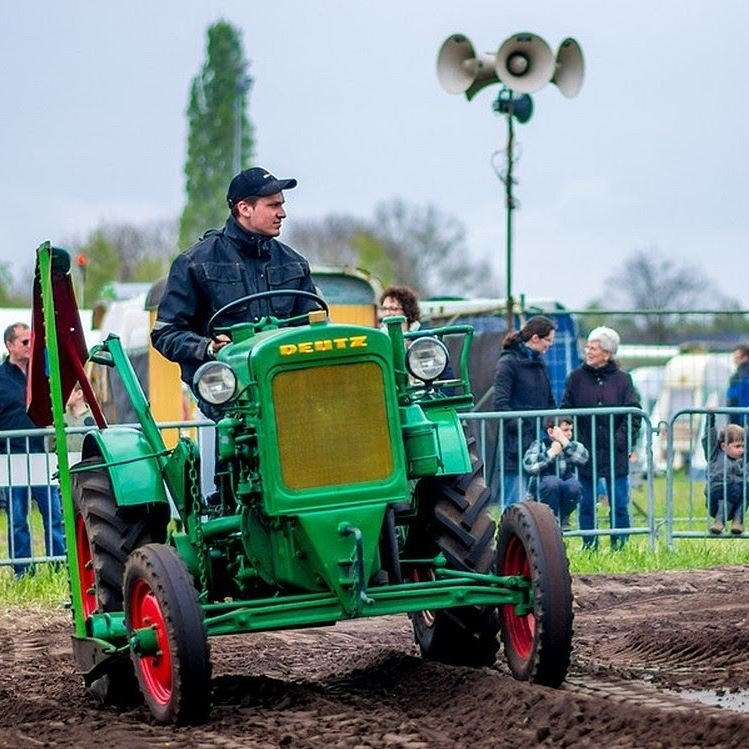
[273,361,393,490]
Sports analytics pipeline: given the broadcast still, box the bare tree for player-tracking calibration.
[591,249,741,343]
[372,198,498,298]
[98,219,177,281]
[602,250,720,310]
[0,262,29,306]
[60,218,178,306]
[287,215,395,287]
[288,199,499,299]
[288,215,369,268]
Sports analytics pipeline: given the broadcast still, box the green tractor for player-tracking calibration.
[32,243,573,725]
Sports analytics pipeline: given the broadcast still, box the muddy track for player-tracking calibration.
[1,566,748,748]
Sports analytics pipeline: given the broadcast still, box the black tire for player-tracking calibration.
[71,456,169,706]
[124,544,212,725]
[496,501,574,687]
[408,443,499,667]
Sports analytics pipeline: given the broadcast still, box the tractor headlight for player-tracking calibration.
[406,337,449,382]
[193,361,237,405]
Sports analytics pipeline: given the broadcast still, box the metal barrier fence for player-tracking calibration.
[463,408,657,549]
[1,427,70,573]
[2,407,746,572]
[0,422,214,574]
[663,407,749,545]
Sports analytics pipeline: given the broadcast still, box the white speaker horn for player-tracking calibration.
[553,38,584,98]
[495,33,555,93]
[437,34,498,98]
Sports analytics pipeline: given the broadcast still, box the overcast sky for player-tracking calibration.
[1,1,747,310]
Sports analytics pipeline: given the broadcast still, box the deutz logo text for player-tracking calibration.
[279,335,369,356]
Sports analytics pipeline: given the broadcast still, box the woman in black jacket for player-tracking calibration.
[493,315,557,506]
[560,326,641,549]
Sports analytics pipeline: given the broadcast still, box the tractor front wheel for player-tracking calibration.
[496,501,573,687]
[71,458,169,706]
[124,543,212,724]
[409,444,499,667]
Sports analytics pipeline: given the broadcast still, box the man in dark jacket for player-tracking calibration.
[561,326,641,549]
[0,323,65,576]
[151,167,320,391]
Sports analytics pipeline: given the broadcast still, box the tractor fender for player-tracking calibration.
[425,407,472,476]
[80,426,169,508]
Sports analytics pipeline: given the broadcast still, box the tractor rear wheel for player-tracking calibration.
[496,500,573,687]
[408,443,499,667]
[71,457,169,705]
[124,543,212,724]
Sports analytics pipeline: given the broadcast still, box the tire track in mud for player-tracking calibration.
[573,576,749,694]
[564,676,729,716]
[593,625,749,684]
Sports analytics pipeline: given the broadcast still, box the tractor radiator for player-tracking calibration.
[272,362,394,490]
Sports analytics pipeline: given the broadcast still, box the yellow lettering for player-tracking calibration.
[280,335,369,355]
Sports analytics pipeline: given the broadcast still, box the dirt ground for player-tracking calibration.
[1,565,748,749]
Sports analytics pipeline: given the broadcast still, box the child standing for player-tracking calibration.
[523,415,589,530]
[47,383,95,453]
[703,412,747,534]
[63,383,95,451]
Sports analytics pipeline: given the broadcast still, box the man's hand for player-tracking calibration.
[208,334,230,357]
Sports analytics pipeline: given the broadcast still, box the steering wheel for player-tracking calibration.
[206,289,329,339]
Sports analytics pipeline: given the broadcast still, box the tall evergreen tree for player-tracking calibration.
[178,20,254,250]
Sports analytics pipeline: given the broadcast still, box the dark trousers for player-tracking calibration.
[579,475,631,550]
[536,476,581,521]
[708,483,746,522]
[8,485,65,576]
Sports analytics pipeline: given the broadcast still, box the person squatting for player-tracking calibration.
[522,414,589,531]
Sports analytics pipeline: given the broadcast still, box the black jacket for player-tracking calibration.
[151,215,318,386]
[493,342,556,471]
[0,358,44,454]
[560,360,642,478]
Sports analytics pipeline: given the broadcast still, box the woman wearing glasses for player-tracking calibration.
[560,326,642,550]
[378,285,422,333]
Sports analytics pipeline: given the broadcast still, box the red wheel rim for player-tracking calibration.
[129,577,173,705]
[501,534,535,658]
[75,513,97,618]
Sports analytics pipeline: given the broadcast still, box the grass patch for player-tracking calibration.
[566,469,749,572]
[566,536,749,574]
[0,562,70,607]
[0,505,70,606]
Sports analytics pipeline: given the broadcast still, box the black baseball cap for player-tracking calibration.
[227,167,298,207]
